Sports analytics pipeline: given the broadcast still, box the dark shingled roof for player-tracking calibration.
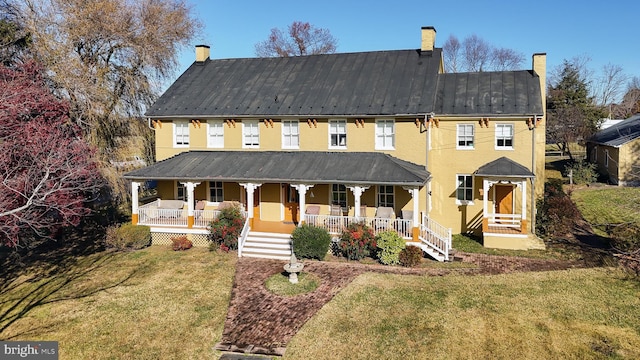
[124,151,431,186]
[146,48,543,118]
[475,157,535,178]
[146,49,442,117]
[589,114,640,147]
[434,71,543,116]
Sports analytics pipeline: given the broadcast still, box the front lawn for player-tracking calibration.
[571,186,640,229]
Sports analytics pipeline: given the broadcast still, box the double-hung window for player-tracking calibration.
[282,120,299,149]
[207,120,224,148]
[174,121,190,147]
[209,181,223,203]
[495,124,514,150]
[329,120,347,148]
[375,120,395,149]
[176,182,186,201]
[378,185,394,207]
[457,124,474,149]
[243,120,259,148]
[456,175,473,204]
[331,184,347,207]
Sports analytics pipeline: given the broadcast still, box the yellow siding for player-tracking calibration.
[259,183,281,221]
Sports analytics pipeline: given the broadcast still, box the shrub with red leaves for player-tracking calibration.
[339,222,376,260]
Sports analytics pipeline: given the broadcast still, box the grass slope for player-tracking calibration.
[572,187,640,227]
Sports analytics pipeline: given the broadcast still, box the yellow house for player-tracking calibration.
[124,26,547,259]
[587,114,640,186]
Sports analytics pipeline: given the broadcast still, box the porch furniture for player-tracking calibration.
[374,206,395,231]
[305,205,320,215]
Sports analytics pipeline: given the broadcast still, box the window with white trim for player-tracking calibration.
[174,121,190,147]
[378,185,394,207]
[243,120,259,148]
[331,184,347,207]
[456,175,473,203]
[329,120,347,148]
[457,124,474,149]
[176,182,186,201]
[209,181,223,203]
[282,120,299,149]
[375,120,395,149]
[604,149,609,167]
[207,120,224,148]
[495,124,514,149]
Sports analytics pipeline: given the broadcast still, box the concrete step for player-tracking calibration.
[240,232,292,260]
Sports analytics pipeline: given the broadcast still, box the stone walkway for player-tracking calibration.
[215,253,583,356]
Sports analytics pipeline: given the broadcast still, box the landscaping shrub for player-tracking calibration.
[291,224,331,260]
[171,236,192,251]
[536,180,581,238]
[398,245,423,267]
[564,160,598,185]
[208,204,245,250]
[338,222,376,260]
[609,222,640,253]
[375,230,406,265]
[104,223,150,250]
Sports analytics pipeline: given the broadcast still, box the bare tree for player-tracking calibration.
[592,63,628,108]
[255,21,337,57]
[612,77,640,118]
[442,34,524,72]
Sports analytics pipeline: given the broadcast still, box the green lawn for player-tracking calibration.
[572,187,640,228]
[2,245,639,359]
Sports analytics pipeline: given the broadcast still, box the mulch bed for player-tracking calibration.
[215,253,585,356]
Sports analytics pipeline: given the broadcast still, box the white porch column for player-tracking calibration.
[131,181,141,225]
[482,179,490,232]
[292,184,314,225]
[403,186,421,241]
[347,185,369,217]
[521,179,527,233]
[240,183,262,225]
[181,181,200,228]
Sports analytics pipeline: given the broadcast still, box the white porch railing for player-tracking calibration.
[138,201,247,228]
[486,213,522,229]
[237,216,251,257]
[303,214,413,239]
[419,215,452,261]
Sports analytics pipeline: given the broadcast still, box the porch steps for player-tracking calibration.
[241,232,292,261]
[406,241,448,262]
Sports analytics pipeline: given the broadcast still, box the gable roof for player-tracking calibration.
[474,157,535,178]
[434,71,543,116]
[147,49,442,118]
[123,151,431,186]
[146,48,543,119]
[589,114,640,147]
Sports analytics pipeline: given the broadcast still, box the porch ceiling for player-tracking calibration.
[124,151,430,186]
[474,156,535,178]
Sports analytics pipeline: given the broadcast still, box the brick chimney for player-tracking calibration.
[421,26,436,51]
[532,53,547,101]
[195,45,210,63]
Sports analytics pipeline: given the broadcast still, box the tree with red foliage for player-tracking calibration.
[0,61,103,247]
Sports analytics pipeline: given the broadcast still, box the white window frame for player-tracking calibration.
[282,120,300,149]
[174,121,190,148]
[208,181,224,203]
[176,182,186,201]
[329,119,347,149]
[331,184,348,207]
[495,123,514,150]
[207,120,224,148]
[377,185,395,208]
[243,120,260,148]
[456,124,475,149]
[375,119,395,150]
[455,174,474,205]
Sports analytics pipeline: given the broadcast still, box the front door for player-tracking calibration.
[494,185,513,215]
[284,184,299,223]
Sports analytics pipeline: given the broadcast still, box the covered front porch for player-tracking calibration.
[124,151,452,260]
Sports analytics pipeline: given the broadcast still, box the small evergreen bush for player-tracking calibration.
[338,222,376,260]
[564,160,598,185]
[375,230,406,265]
[104,223,150,250]
[208,204,245,250]
[398,245,423,267]
[171,236,192,251]
[291,224,331,260]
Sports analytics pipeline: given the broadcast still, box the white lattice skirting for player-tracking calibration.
[151,232,210,247]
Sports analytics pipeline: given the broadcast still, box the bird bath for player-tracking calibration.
[283,252,304,284]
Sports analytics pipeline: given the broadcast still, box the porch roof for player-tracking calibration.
[124,151,431,186]
[474,157,535,178]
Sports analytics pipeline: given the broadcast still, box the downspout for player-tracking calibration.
[531,117,537,234]
[424,113,434,218]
